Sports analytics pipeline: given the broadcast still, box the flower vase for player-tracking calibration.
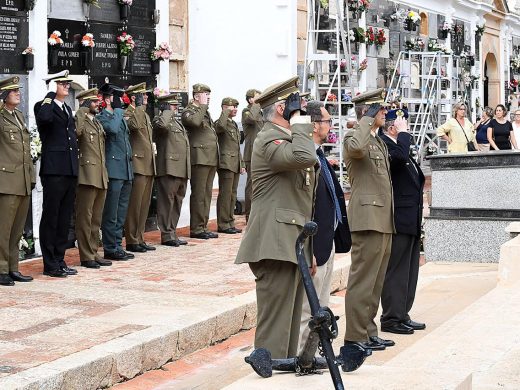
[439,30,448,40]
[413,23,417,32]
[25,0,35,11]
[50,47,59,67]
[405,19,413,32]
[120,4,130,20]
[469,57,475,67]
[119,55,128,72]
[151,60,160,74]
[23,53,34,71]
[80,50,91,70]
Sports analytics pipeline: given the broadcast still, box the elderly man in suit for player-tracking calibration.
[236,77,318,359]
[0,76,34,286]
[379,109,426,334]
[152,93,191,247]
[35,71,79,278]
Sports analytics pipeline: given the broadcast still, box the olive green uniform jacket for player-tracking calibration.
[214,109,244,173]
[75,107,108,189]
[235,119,318,266]
[181,102,219,167]
[127,105,156,176]
[241,103,264,162]
[152,110,191,179]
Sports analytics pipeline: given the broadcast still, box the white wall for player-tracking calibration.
[188,0,298,115]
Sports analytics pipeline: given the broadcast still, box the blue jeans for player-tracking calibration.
[101,179,132,253]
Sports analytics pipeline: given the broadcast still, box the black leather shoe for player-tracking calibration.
[190,232,210,239]
[0,273,15,286]
[402,319,426,330]
[140,243,156,251]
[162,240,179,247]
[61,266,78,275]
[44,269,67,278]
[232,227,242,233]
[104,251,128,261]
[218,228,236,234]
[96,259,112,266]
[127,244,146,252]
[382,322,414,335]
[175,238,188,245]
[338,341,372,372]
[81,261,101,269]
[9,271,33,282]
[119,250,134,259]
[206,231,219,238]
[369,336,395,347]
[363,340,386,351]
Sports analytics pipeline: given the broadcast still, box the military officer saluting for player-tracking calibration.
[181,83,219,239]
[152,93,191,247]
[0,76,34,286]
[235,77,318,359]
[75,88,111,269]
[241,89,263,223]
[215,97,245,234]
[125,83,157,253]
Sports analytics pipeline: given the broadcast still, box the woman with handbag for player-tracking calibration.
[437,102,477,153]
[487,104,518,151]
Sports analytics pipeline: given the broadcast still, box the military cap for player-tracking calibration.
[157,92,181,105]
[193,83,211,93]
[125,82,148,96]
[256,76,302,108]
[0,76,21,91]
[385,108,409,122]
[221,97,239,106]
[43,70,73,85]
[76,88,100,101]
[99,83,125,97]
[246,89,261,99]
[351,88,389,106]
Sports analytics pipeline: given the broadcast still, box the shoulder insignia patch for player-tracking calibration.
[273,139,285,145]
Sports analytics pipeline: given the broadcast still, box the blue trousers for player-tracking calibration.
[101,179,132,254]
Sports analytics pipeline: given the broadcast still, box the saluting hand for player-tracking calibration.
[394,116,409,133]
[283,92,302,121]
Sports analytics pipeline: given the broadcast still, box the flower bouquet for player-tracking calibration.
[405,11,420,31]
[365,27,376,45]
[81,33,95,48]
[48,31,63,67]
[475,24,485,38]
[29,125,42,163]
[80,33,95,69]
[375,28,386,48]
[117,32,135,71]
[439,21,451,39]
[347,0,371,19]
[358,58,367,71]
[150,42,172,74]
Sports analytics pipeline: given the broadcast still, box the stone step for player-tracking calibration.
[473,345,520,390]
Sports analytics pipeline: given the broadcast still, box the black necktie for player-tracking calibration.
[62,104,68,117]
[317,147,342,223]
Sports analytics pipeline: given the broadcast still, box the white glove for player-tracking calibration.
[47,80,58,94]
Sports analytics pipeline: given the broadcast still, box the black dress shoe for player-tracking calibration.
[61,266,78,275]
[402,319,426,330]
[362,340,386,351]
[232,227,242,233]
[206,231,219,238]
[140,243,156,251]
[162,240,179,247]
[96,259,112,266]
[119,250,135,259]
[369,336,395,347]
[104,251,128,261]
[126,244,146,252]
[190,232,210,239]
[382,322,414,335]
[0,273,15,286]
[43,269,67,278]
[81,261,101,269]
[176,238,188,245]
[9,271,33,282]
[218,228,236,234]
[338,341,372,372]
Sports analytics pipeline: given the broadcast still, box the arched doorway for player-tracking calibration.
[419,12,428,36]
[484,52,499,108]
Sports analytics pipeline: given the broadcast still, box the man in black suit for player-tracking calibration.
[34,71,79,278]
[379,109,425,334]
[298,100,352,352]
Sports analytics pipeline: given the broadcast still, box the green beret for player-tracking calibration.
[193,83,211,93]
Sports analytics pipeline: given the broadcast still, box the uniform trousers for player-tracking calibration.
[380,233,421,328]
[125,174,154,245]
[298,244,335,354]
[190,164,217,234]
[40,175,77,272]
[101,179,132,254]
[244,161,252,219]
[75,185,107,261]
[344,231,392,342]
[249,259,304,359]
[217,168,240,230]
[156,175,187,243]
[0,194,30,274]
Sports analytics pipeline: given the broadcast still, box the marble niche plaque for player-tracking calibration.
[0,13,28,74]
[47,18,85,74]
[48,0,85,22]
[129,27,155,77]
[90,23,122,76]
[0,0,25,14]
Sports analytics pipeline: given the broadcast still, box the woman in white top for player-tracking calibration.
[512,109,520,149]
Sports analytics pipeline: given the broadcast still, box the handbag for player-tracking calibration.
[457,119,477,151]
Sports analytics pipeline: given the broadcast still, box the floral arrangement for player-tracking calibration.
[348,29,356,42]
[81,33,95,48]
[352,27,365,43]
[365,27,376,45]
[327,132,338,144]
[339,58,347,69]
[348,0,372,14]
[29,125,42,163]
[153,87,168,99]
[475,24,485,37]
[18,235,34,259]
[319,0,328,9]
[511,56,520,71]
[358,58,367,71]
[150,42,173,61]
[48,31,63,46]
[22,47,33,55]
[375,28,386,47]
[84,0,100,7]
[427,39,451,54]
[406,11,421,24]
[510,79,519,90]
[405,38,424,51]
[326,93,337,102]
[117,32,135,56]
[118,0,132,5]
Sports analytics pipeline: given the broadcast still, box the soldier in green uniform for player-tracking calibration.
[215,97,245,234]
[75,88,111,269]
[125,83,157,253]
[235,77,318,359]
[181,84,219,239]
[241,89,263,223]
[152,93,190,247]
[0,76,34,286]
[342,89,396,356]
